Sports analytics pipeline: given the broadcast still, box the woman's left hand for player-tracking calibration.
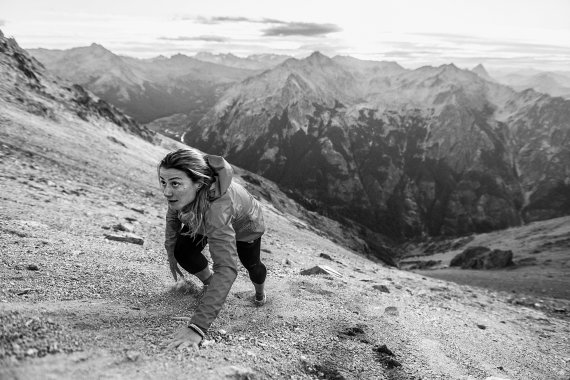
[167,326,202,350]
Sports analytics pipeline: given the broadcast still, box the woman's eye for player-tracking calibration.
[171,182,180,188]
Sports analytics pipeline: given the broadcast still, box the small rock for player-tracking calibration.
[384,306,399,316]
[130,206,145,214]
[374,344,395,356]
[373,285,390,293]
[225,366,256,379]
[300,265,342,278]
[339,326,366,338]
[477,324,487,330]
[104,234,144,245]
[26,264,39,271]
[125,350,141,361]
[112,223,134,233]
[26,348,38,357]
[373,344,401,369]
[319,253,333,260]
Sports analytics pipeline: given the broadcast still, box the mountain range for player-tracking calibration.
[186,52,570,244]
[25,41,570,250]
[28,44,570,131]
[492,70,570,99]
[28,45,263,126]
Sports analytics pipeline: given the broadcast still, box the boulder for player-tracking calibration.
[300,265,342,278]
[450,246,514,269]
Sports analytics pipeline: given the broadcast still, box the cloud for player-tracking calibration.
[187,16,283,25]
[412,32,570,54]
[186,16,341,37]
[263,22,342,37]
[159,35,228,43]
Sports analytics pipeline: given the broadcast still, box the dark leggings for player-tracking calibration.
[174,231,267,284]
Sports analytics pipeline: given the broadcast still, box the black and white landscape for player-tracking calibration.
[28,44,570,255]
[1,10,570,379]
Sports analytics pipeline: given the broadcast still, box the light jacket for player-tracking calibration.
[164,155,265,331]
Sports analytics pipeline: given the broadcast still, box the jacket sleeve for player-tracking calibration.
[190,193,238,331]
[164,207,181,257]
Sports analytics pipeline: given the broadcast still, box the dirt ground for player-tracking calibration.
[1,98,570,379]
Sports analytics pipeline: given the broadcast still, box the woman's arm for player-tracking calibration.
[165,207,183,280]
[189,195,238,332]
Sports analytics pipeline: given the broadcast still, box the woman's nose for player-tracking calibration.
[163,185,172,197]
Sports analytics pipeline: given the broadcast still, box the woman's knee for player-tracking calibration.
[246,262,267,283]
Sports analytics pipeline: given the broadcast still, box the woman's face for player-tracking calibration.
[159,167,201,211]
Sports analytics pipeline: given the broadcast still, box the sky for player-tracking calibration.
[2,0,570,72]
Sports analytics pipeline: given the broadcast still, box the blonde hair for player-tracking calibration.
[158,148,214,237]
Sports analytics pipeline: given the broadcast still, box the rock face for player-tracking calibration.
[450,246,514,269]
[184,52,570,245]
[0,30,153,142]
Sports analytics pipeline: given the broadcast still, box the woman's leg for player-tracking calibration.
[236,237,267,304]
[174,231,212,284]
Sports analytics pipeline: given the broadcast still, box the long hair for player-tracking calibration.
[158,148,214,237]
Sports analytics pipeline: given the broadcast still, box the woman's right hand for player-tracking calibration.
[168,253,183,281]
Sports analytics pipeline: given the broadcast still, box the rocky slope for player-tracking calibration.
[1,32,569,379]
[28,45,257,123]
[184,52,570,250]
[0,31,153,142]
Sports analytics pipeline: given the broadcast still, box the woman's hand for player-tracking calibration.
[168,253,183,281]
[167,326,202,350]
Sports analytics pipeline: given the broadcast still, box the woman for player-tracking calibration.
[158,148,267,350]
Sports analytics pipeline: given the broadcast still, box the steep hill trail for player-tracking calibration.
[1,100,569,380]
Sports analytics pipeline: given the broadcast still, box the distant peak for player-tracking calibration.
[440,63,459,71]
[170,53,192,60]
[305,51,333,65]
[89,43,107,50]
[84,43,115,56]
[471,63,493,81]
[308,51,328,59]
